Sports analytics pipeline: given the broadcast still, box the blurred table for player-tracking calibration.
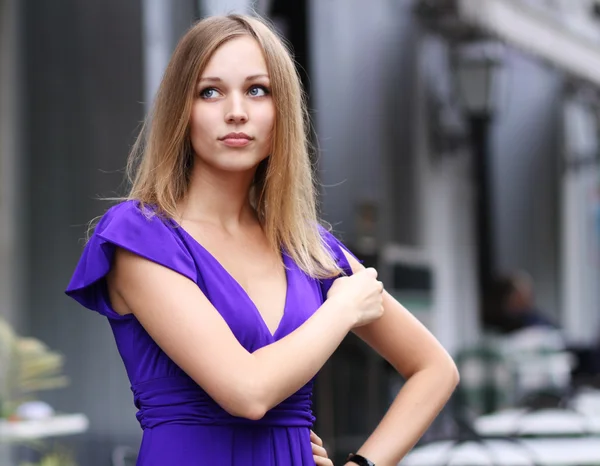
[0,414,89,466]
[474,408,600,436]
[402,437,600,465]
[0,413,89,442]
[571,388,600,416]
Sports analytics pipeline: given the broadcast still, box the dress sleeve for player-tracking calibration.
[65,201,197,319]
[319,226,362,297]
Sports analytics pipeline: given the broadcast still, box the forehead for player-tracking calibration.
[201,36,268,78]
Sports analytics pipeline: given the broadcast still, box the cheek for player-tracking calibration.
[258,106,275,137]
[190,106,214,141]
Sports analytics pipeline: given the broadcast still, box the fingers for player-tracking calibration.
[311,433,330,464]
[312,439,333,465]
[314,456,334,466]
[363,267,378,279]
[310,430,323,447]
[312,442,328,458]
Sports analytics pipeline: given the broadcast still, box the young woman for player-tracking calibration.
[66,14,458,466]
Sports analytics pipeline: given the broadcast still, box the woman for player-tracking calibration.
[66,14,458,466]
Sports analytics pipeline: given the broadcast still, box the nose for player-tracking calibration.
[224,93,248,124]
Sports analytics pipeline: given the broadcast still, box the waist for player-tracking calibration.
[131,376,315,429]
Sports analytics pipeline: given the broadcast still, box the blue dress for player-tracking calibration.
[65,200,355,465]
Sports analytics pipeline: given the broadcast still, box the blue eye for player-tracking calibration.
[199,88,220,99]
[248,85,269,97]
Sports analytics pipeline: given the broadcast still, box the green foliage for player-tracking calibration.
[20,449,77,466]
[0,318,69,418]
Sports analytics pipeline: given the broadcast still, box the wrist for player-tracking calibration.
[346,453,376,466]
[327,293,358,328]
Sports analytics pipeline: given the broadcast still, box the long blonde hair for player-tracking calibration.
[123,14,341,279]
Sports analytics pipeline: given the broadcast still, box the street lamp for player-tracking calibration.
[452,46,500,407]
[454,45,501,413]
[454,53,498,117]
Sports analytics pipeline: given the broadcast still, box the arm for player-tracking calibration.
[342,251,459,466]
[108,248,378,420]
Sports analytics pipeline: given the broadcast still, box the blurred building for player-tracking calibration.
[2,0,600,464]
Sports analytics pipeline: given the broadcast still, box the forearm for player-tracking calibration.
[348,366,459,466]
[251,297,356,412]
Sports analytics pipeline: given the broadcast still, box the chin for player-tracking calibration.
[207,155,266,173]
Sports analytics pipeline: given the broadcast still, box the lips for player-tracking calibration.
[219,132,253,147]
[220,132,252,141]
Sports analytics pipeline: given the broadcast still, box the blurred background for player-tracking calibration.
[3,0,600,464]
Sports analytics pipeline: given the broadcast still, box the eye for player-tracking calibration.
[248,85,270,97]
[199,87,221,99]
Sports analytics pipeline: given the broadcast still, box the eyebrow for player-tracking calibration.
[198,74,270,83]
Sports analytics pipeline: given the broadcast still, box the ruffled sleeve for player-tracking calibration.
[319,226,362,297]
[65,201,197,319]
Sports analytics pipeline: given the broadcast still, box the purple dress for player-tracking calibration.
[65,200,354,466]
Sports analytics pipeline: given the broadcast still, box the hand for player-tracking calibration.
[311,430,333,466]
[327,267,384,328]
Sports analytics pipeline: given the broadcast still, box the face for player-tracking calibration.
[507,282,533,312]
[189,36,275,174]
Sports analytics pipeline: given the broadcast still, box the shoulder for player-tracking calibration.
[99,199,196,275]
[317,224,364,279]
[66,200,198,317]
[319,224,361,264]
[94,200,168,237]
[92,200,190,254]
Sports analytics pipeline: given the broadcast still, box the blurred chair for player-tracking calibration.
[455,327,574,419]
[112,446,138,466]
[495,327,573,402]
[453,345,515,417]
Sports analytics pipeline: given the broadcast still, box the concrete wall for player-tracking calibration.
[22,0,146,462]
[417,34,480,352]
[490,50,563,321]
[0,0,24,331]
[310,0,420,247]
[561,97,600,345]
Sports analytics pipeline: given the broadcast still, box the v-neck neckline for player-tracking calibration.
[174,222,291,339]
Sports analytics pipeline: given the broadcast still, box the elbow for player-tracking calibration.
[422,357,460,404]
[448,359,460,389]
[239,403,267,421]
[222,378,269,421]
[223,398,267,421]
[420,355,460,394]
[441,354,460,394]
[438,346,460,382]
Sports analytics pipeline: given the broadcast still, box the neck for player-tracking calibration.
[179,159,258,230]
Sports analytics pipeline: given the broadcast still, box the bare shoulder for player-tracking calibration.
[340,248,365,274]
[340,249,456,378]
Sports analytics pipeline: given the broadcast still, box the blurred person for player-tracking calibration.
[485,271,555,334]
[65,14,458,466]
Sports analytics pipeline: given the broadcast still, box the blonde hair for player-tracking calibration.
[122,14,341,279]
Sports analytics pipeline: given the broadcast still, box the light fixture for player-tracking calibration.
[452,44,501,118]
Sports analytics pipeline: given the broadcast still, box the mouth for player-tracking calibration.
[219,132,253,148]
